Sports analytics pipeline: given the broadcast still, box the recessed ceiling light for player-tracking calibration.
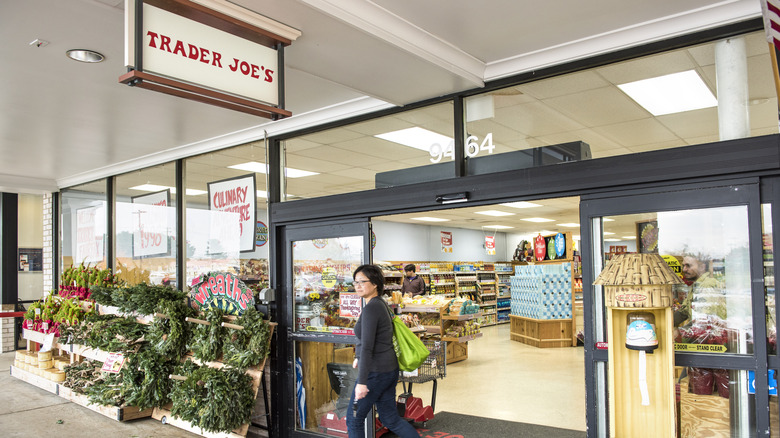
[375,127,453,151]
[183,188,207,196]
[603,232,615,235]
[66,49,105,63]
[618,70,717,116]
[500,201,541,209]
[604,238,622,242]
[411,217,450,222]
[483,225,514,229]
[521,217,554,223]
[557,223,580,227]
[602,218,615,222]
[475,210,514,217]
[229,161,318,178]
[622,235,636,239]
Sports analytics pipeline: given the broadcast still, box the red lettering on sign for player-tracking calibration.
[215,274,225,296]
[193,283,211,305]
[616,294,647,303]
[265,69,274,83]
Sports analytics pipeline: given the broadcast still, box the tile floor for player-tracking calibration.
[400,323,587,431]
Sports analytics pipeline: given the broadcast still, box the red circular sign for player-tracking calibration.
[534,234,546,261]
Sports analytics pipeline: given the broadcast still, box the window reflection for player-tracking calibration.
[293,236,364,334]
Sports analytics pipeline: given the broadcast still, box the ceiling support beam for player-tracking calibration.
[300,0,485,87]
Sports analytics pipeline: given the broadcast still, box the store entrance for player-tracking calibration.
[371,195,587,433]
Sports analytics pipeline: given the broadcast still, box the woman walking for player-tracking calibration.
[347,264,420,438]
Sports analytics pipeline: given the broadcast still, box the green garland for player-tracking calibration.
[189,307,226,362]
[91,283,188,315]
[122,349,177,411]
[170,361,255,433]
[147,300,196,361]
[222,307,271,369]
[65,313,147,353]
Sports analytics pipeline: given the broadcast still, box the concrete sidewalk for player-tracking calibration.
[0,351,199,438]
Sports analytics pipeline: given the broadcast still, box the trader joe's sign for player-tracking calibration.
[190,271,255,315]
[208,174,256,252]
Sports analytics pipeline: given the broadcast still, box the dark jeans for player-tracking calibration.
[347,369,420,438]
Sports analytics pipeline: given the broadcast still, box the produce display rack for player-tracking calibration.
[399,304,482,364]
[15,327,155,422]
[152,318,277,438]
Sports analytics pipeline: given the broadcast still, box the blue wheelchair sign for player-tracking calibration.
[747,369,777,395]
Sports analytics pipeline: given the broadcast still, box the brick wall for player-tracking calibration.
[43,193,53,294]
[1,304,16,352]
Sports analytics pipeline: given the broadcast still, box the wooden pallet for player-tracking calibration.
[59,385,153,422]
[152,322,276,438]
[10,365,60,394]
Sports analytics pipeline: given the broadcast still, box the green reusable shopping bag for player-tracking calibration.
[385,304,429,371]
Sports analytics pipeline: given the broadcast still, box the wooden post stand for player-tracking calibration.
[595,253,683,438]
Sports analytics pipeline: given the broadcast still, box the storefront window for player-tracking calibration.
[18,194,43,300]
[294,341,356,434]
[465,31,776,171]
[185,142,270,296]
[762,204,776,356]
[281,101,455,201]
[293,236,363,334]
[114,163,178,286]
[601,206,753,354]
[61,180,108,271]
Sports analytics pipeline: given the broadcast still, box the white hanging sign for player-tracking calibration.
[208,174,257,252]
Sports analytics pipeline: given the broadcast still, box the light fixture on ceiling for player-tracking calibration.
[521,217,554,223]
[500,201,541,209]
[603,231,615,235]
[475,210,514,217]
[375,127,453,151]
[228,161,318,178]
[604,238,622,242]
[66,49,105,63]
[128,184,206,196]
[617,70,716,116]
[411,217,450,222]
[435,192,469,204]
[622,235,636,239]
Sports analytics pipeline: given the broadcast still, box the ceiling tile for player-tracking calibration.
[519,70,610,100]
[596,50,696,85]
[543,86,649,127]
[594,118,678,147]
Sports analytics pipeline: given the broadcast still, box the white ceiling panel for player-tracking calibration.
[594,119,678,147]
[542,87,649,128]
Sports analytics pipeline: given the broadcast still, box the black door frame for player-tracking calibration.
[269,135,780,437]
[579,178,772,436]
[272,218,372,437]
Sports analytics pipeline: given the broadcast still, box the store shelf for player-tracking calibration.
[442,312,482,321]
[497,306,511,311]
[480,301,497,307]
[442,333,483,343]
[423,325,442,335]
[402,305,444,313]
[10,365,60,395]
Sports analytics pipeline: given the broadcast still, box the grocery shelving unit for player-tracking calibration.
[476,270,497,326]
[400,303,482,364]
[495,262,513,324]
[454,271,478,300]
[429,272,456,297]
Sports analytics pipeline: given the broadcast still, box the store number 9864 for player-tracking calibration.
[429,133,495,163]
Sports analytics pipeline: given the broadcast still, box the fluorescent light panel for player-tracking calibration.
[604,238,622,242]
[618,70,717,116]
[374,127,453,151]
[228,161,318,178]
[475,210,514,217]
[129,184,206,196]
[521,217,554,223]
[500,201,541,209]
[411,217,449,222]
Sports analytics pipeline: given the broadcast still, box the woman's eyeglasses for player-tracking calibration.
[353,280,372,286]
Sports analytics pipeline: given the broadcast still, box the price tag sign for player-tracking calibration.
[40,333,55,353]
[534,234,546,261]
[102,352,126,373]
[339,292,362,318]
[321,267,337,289]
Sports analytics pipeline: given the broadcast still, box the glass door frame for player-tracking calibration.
[276,218,373,437]
[579,177,772,437]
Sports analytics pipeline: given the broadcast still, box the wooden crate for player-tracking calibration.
[509,314,572,348]
[9,365,60,395]
[445,340,468,364]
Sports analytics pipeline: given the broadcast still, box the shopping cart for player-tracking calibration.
[396,339,447,427]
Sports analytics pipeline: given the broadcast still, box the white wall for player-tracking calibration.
[372,220,509,262]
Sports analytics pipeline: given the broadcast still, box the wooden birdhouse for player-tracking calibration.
[594,253,682,309]
[594,253,682,438]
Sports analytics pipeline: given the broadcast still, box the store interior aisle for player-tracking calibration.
[399,324,586,431]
